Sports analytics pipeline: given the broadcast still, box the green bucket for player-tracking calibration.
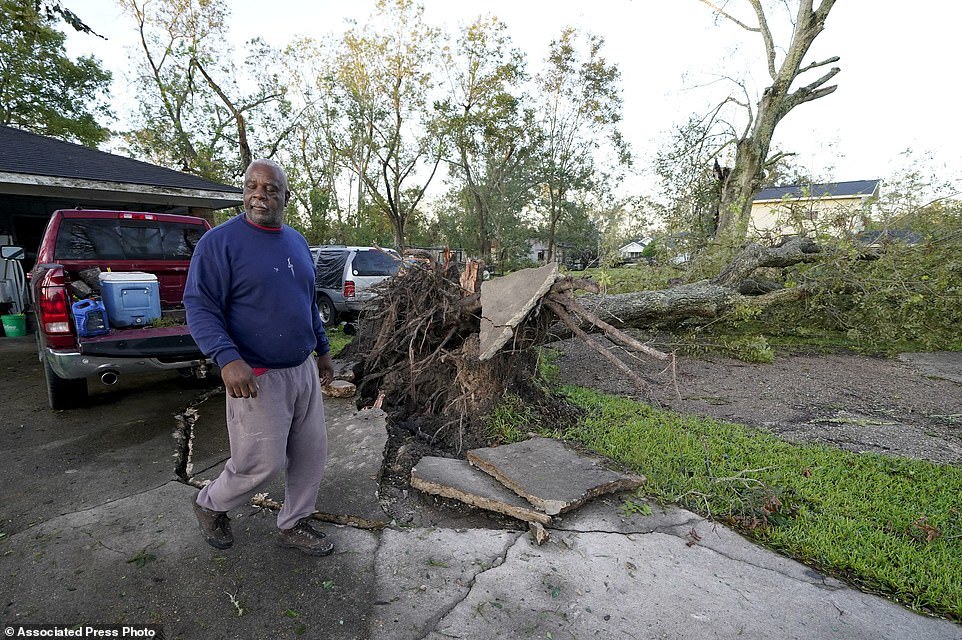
[1,313,26,337]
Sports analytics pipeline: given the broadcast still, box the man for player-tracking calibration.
[184,158,335,556]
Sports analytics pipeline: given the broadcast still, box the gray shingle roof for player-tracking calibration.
[0,125,241,194]
[754,179,880,202]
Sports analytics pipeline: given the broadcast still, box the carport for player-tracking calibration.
[0,125,243,271]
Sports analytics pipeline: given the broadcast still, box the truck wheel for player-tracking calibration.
[317,294,339,326]
[43,359,88,410]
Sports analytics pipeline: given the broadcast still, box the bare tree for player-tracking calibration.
[699,0,840,252]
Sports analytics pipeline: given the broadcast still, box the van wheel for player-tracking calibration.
[43,359,87,410]
[317,294,339,326]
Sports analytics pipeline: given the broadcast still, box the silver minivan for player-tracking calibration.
[311,246,400,325]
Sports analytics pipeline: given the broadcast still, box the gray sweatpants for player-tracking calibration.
[196,355,327,530]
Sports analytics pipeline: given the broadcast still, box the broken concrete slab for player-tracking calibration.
[311,404,390,528]
[467,437,645,515]
[323,379,356,398]
[331,357,356,382]
[528,521,549,545]
[174,387,228,485]
[478,263,558,361]
[370,527,521,640]
[552,495,847,588]
[424,527,961,640]
[411,456,552,525]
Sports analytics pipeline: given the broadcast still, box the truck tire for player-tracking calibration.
[317,294,339,326]
[43,359,88,410]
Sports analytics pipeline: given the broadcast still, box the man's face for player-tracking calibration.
[243,162,290,227]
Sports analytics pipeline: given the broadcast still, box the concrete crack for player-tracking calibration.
[554,523,842,591]
[8,480,186,540]
[549,514,704,537]
[173,387,221,485]
[416,531,524,640]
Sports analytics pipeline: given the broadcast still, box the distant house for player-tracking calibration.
[526,239,574,265]
[618,240,649,261]
[750,179,880,240]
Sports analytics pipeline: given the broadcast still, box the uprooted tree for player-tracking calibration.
[344,237,821,452]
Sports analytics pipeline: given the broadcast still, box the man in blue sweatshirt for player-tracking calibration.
[184,158,335,556]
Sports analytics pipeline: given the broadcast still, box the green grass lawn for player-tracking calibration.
[325,324,353,357]
[513,386,962,620]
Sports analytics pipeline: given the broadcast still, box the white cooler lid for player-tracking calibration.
[98,271,158,283]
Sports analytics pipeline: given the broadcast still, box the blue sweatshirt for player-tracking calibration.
[184,214,329,369]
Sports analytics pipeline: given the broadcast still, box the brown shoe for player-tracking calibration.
[278,518,334,556]
[193,499,233,550]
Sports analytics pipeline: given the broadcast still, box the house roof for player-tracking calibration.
[753,179,880,203]
[0,125,241,195]
[618,240,648,252]
[855,229,924,246]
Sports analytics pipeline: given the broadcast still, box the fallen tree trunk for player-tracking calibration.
[346,237,821,452]
[577,237,820,331]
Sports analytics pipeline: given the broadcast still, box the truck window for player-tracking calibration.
[55,219,205,260]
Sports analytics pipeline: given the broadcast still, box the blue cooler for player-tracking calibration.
[72,298,110,337]
[99,272,161,327]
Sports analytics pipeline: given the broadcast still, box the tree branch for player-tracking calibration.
[784,65,840,111]
[748,0,778,80]
[698,0,760,33]
[798,55,840,74]
[191,57,252,171]
[543,300,650,391]
[713,236,821,287]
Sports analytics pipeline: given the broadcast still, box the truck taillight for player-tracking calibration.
[37,269,73,344]
[40,286,71,334]
[344,280,356,298]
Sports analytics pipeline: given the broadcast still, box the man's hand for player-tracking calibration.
[317,353,334,386]
[221,359,258,398]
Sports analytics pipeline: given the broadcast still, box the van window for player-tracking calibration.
[352,250,400,276]
[55,219,205,260]
[316,250,349,290]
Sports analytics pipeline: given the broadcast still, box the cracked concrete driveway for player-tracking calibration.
[1,335,959,639]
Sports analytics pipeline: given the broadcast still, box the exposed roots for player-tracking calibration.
[345,256,679,454]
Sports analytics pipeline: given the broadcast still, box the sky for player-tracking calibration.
[62,0,962,197]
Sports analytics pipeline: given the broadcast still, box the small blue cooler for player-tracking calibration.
[99,272,161,327]
[72,298,110,337]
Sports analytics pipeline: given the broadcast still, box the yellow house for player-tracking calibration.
[749,179,880,242]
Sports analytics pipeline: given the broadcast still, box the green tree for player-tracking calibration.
[437,15,540,263]
[278,37,349,244]
[333,0,444,250]
[655,115,727,244]
[121,0,291,182]
[0,0,111,146]
[535,28,630,262]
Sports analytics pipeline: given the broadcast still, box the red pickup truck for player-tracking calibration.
[30,209,213,409]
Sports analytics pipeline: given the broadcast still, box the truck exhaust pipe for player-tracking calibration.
[100,370,119,386]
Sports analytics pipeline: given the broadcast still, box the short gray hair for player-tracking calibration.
[245,158,289,192]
